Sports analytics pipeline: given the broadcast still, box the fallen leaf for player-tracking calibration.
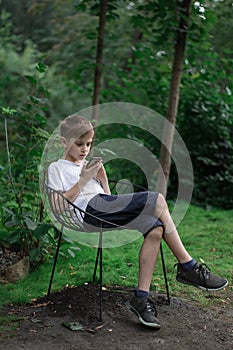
[95,324,105,330]
[61,321,83,331]
[31,301,51,308]
[31,318,41,323]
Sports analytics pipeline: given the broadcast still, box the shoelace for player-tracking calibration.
[175,262,211,286]
[174,262,211,276]
[144,298,157,316]
[194,263,211,282]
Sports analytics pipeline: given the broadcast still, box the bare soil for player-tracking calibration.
[0,283,232,350]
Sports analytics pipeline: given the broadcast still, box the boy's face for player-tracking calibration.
[62,129,94,164]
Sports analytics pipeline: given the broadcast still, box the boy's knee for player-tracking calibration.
[146,226,163,241]
[157,193,167,206]
[156,193,168,213]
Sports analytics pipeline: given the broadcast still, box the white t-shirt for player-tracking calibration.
[48,159,105,215]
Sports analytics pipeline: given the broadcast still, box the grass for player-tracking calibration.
[0,314,25,337]
[0,204,232,312]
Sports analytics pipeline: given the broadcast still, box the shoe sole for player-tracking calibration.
[176,277,229,292]
[126,302,161,329]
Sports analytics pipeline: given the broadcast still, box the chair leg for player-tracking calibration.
[160,243,171,305]
[99,228,103,322]
[93,247,100,283]
[92,228,103,321]
[92,227,103,322]
[48,227,63,295]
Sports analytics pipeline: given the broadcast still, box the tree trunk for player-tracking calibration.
[92,0,107,124]
[156,0,193,196]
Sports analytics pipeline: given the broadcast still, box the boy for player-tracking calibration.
[48,113,228,329]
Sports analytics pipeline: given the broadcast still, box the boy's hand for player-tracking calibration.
[79,160,102,185]
[96,165,108,184]
[96,165,111,194]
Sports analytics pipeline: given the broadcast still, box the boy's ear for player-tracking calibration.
[61,137,68,148]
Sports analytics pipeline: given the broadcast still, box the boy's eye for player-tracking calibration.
[75,142,92,147]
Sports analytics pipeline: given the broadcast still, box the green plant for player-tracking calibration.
[0,63,54,266]
[0,63,83,266]
[0,207,58,266]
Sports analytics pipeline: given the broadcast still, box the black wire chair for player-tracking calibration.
[46,180,170,322]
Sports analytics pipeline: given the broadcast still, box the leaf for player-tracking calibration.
[61,321,83,331]
[25,218,38,230]
[70,246,81,251]
[0,106,16,115]
[29,248,41,262]
[34,127,51,140]
[3,229,23,244]
[63,236,74,244]
[31,318,41,323]
[5,213,21,227]
[33,223,54,239]
[5,220,16,227]
[35,62,48,73]
[29,96,48,105]
[67,249,75,258]
[24,75,37,85]
[2,206,14,215]
[59,252,67,258]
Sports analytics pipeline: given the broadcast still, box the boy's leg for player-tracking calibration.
[154,193,192,262]
[138,226,163,291]
[129,226,162,329]
[153,193,228,291]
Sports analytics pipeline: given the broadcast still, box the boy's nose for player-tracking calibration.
[82,144,88,152]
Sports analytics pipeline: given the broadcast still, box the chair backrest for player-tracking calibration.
[46,185,87,231]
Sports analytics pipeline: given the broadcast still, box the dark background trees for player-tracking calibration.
[0,0,232,209]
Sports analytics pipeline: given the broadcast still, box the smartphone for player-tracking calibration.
[86,157,102,169]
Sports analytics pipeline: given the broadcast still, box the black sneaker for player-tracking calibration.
[175,262,228,291]
[128,295,161,329]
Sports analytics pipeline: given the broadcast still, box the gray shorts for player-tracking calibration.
[84,191,164,237]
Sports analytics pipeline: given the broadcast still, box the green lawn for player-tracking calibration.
[0,204,232,310]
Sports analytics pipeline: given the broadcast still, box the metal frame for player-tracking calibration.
[46,181,170,322]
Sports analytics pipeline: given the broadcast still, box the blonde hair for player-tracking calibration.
[60,114,94,141]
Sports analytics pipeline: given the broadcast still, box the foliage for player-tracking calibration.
[210,0,233,56]
[0,64,83,265]
[0,0,232,223]
[177,18,233,209]
[0,12,36,108]
[0,61,54,266]
[0,210,57,266]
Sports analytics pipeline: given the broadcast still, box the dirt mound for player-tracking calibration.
[0,283,232,350]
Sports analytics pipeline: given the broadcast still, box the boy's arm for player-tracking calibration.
[49,177,88,214]
[63,161,103,202]
[48,161,105,212]
[96,165,111,194]
[62,176,88,203]
[47,162,93,212]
